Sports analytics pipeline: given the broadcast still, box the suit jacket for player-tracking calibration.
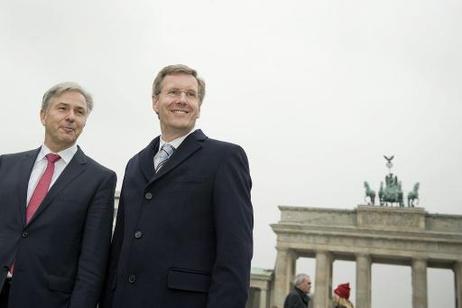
[101,129,253,308]
[283,287,312,308]
[0,146,117,308]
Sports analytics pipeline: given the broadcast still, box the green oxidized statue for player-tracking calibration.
[378,173,404,207]
[364,155,419,208]
[364,181,376,205]
[407,182,420,207]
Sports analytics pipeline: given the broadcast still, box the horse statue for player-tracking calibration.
[378,182,385,206]
[378,173,404,207]
[364,181,376,205]
[407,182,420,207]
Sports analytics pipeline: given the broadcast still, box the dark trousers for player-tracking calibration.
[0,278,10,308]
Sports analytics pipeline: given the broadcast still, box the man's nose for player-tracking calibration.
[65,110,76,121]
[178,92,188,102]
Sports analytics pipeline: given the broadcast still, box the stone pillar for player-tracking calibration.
[313,251,333,308]
[259,289,268,308]
[356,254,371,308]
[455,261,462,308]
[288,251,297,288]
[272,248,296,308]
[412,258,427,308]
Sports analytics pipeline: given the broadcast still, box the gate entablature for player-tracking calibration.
[272,206,462,263]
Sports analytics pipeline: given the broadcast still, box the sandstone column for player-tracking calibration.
[412,258,427,308]
[313,251,333,308]
[356,254,371,308]
[288,250,297,287]
[272,248,296,308]
[259,288,268,308]
[455,261,462,308]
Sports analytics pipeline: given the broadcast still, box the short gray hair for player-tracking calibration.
[293,273,310,287]
[42,82,93,112]
[152,64,206,104]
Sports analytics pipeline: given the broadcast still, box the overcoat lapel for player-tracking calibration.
[26,147,88,226]
[145,129,207,188]
[138,137,159,182]
[17,148,41,226]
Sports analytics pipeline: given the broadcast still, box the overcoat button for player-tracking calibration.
[134,231,143,239]
[145,192,153,200]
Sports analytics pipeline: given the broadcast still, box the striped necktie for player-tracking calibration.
[154,144,175,172]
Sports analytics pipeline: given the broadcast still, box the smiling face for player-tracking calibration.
[40,91,89,152]
[152,73,201,141]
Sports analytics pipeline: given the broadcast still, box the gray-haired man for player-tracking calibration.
[0,82,116,308]
[284,273,313,308]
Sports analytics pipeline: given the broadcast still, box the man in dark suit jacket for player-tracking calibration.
[101,64,253,308]
[0,82,117,308]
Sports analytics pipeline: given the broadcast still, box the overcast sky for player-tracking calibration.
[1,0,461,307]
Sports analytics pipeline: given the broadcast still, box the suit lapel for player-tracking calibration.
[146,129,207,187]
[26,147,88,226]
[17,148,41,225]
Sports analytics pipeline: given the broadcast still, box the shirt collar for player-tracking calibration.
[38,144,78,164]
[158,129,195,152]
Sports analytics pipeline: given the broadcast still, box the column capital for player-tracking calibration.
[275,246,290,253]
[356,253,371,260]
[288,249,298,259]
[315,250,333,257]
[274,247,299,260]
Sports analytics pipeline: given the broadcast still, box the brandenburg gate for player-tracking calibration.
[251,205,462,308]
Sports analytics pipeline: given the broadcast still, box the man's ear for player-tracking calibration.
[40,109,46,125]
[196,105,201,119]
[152,96,159,114]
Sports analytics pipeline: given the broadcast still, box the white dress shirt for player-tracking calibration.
[26,144,78,205]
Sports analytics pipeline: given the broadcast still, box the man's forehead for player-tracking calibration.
[54,90,85,100]
[163,73,198,87]
[50,91,88,108]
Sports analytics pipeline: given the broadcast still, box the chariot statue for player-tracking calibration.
[363,155,420,208]
[378,173,404,207]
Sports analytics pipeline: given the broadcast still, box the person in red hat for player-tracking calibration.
[332,282,354,308]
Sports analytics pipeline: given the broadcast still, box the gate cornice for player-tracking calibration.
[271,205,462,268]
